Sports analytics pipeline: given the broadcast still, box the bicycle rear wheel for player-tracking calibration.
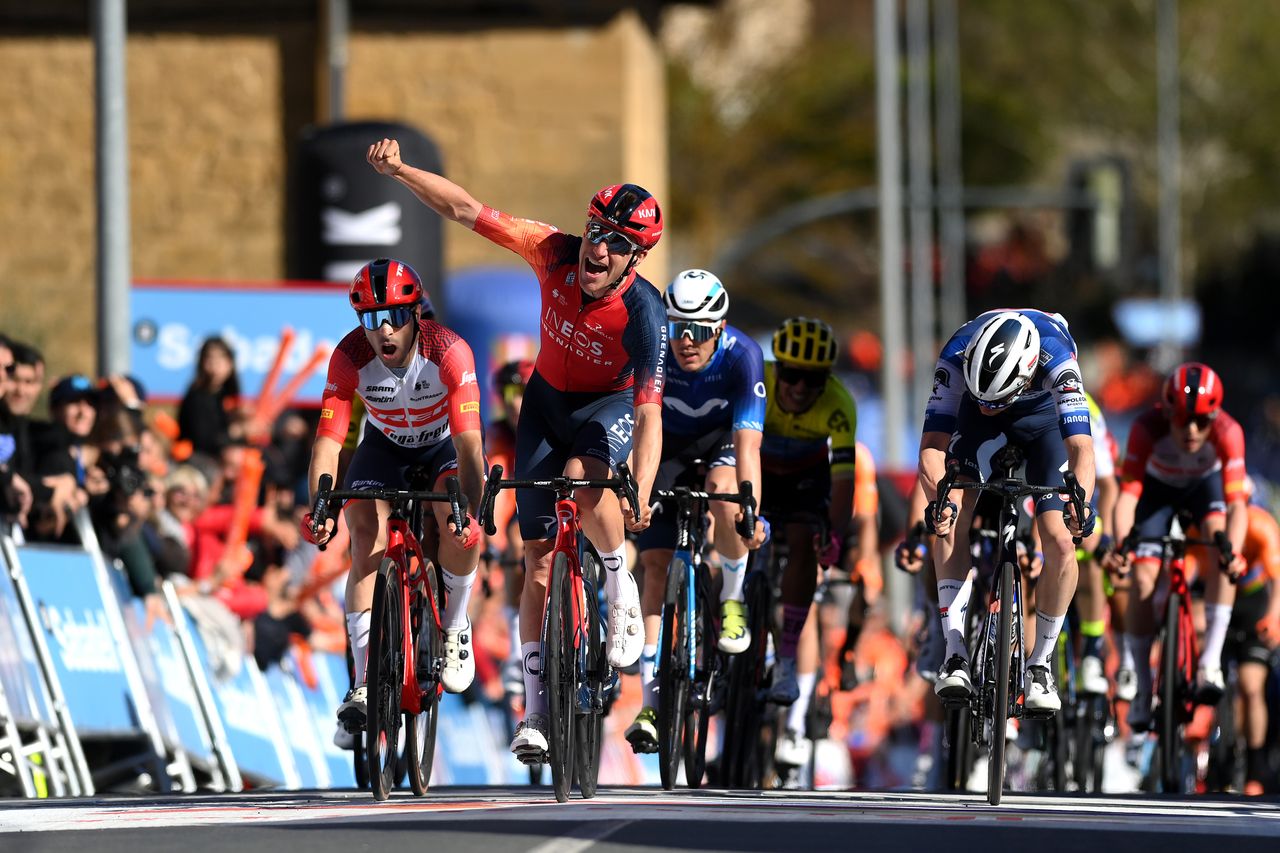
[405,568,442,796]
[658,555,690,790]
[367,557,407,801]
[574,551,605,799]
[721,571,770,789]
[987,560,1015,806]
[683,563,717,789]
[545,551,576,803]
[1159,590,1182,793]
[943,706,972,791]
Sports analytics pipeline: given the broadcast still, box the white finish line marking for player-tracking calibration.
[525,819,634,853]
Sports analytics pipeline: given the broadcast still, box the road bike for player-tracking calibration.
[478,462,639,803]
[651,482,756,789]
[934,444,1087,805]
[1120,523,1233,793]
[312,470,467,801]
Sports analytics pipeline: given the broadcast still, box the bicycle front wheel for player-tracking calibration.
[367,557,407,802]
[574,550,605,799]
[545,551,576,803]
[658,555,690,790]
[683,562,718,789]
[1159,590,1183,793]
[405,568,441,796]
[987,560,1015,806]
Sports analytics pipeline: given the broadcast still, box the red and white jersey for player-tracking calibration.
[317,319,482,449]
[1119,405,1246,500]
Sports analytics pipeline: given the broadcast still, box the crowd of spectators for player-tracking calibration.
[0,331,343,674]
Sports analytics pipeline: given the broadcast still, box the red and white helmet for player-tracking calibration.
[1163,362,1223,419]
[586,184,663,250]
[349,258,423,311]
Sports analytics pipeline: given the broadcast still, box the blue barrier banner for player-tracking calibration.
[307,652,356,788]
[180,609,289,785]
[0,553,50,726]
[130,282,346,405]
[17,546,141,738]
[125,598,216,765]
[435,694,504,785]
[264,665,326,789]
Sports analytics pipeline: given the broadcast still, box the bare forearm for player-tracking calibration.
[1227,498,1248,553]
[308,437,342,505]
[392,164,483,228]
[1113,489,1138,544]
[453,431,485,513]
[733,428,762,505]
[1065,436,1096,504]
[631,403,662,504]
[918,432,951,500]
[1097,475,1119,534]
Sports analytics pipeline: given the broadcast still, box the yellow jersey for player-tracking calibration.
[761,362,858,476]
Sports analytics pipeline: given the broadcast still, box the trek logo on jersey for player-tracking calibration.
[461,370,477,386]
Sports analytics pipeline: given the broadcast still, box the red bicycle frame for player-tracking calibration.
[382,516,443,715]
[540,498,589,663]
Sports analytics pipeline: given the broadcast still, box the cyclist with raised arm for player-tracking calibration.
[1108,363,1248,731]
[921,310,1096,715]
[623,269,766,753]
[760,318,858,706]
[302,259,485,735]
[367,138,666,761]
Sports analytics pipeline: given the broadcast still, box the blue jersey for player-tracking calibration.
[923,309,1091,440]
[661,325,766,436]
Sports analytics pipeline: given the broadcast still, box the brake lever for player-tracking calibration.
[312,473,333,552]
[480,464,504,537]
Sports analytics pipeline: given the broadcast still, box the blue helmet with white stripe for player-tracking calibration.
[664,269,728,322]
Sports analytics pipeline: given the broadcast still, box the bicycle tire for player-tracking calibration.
[545,551,576,803]
[1159,590,1182,793]
[683,563,717,789]
[721,570,770,788]
[658,555,690,790]
[574,551,605,799]
[988,559,1014,806]
[405,568,441,797]
[367,557,407,801]
[1072,694,1093,792]
[943,706,971,791]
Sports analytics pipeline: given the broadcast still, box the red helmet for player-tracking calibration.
[349,258,423,311]
[1163,362,1224,419]
[586,183,663,249]
[493,359,534,390]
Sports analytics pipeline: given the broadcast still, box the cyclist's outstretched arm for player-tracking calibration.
[732,427,764,542]
[453,429,485,517]
[1064,433,1096,504]
[629,402,662,515]
[306,434,342,544]
[918,430,951,501]
[367,137,483,229]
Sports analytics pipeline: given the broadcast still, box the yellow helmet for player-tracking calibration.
[772,317,838,369]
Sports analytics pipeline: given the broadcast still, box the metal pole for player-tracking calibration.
[321,0,349,123]
[1156,0,1182,368]
[933,0,966,334]
[93,0,132,376]
[906,0,936,424]
[876,0,906,471]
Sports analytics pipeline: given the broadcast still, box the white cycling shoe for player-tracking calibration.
[607,572,644,668]
[442,622,476,694]
[1115,667,1138,703]
[510,713,549,765]
[775,729,812,767]
[1076,655,1109,696]
[1195,665,1225,705]
[1024,664,1061,714]
[336,685,367,730]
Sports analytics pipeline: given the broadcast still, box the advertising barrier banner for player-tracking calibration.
[0,554,49,727]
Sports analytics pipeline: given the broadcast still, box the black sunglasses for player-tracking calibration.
[776,364,829,389]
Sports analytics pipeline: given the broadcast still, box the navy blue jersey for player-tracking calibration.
[923,309,1091,440]
[661,325,766,436]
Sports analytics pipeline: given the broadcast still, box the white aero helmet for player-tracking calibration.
[664,269,729,322]
[962,311,1041,408]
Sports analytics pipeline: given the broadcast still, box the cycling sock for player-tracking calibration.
[1116,632,1135,672]
[786,671,818,733]
[441,568,476,631]
[346,610,372,686]
[1127,633,1154,695]
[778,604,809,659]
[1028,610,1066,670]
[1199,603,1232,670]
[640,644,658,708]
[600,545,629,601]
[503,605,521,660]
[1080,619,1106,658]
[937,576,973,660]
[719,553,748,602]
[521,641,547,716]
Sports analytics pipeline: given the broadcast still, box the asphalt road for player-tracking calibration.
[3,787,1278,853]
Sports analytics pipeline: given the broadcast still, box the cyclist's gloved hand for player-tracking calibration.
[451,513,481,550]
[894,538,928,573]
[1067,504,1097,538]
[300,512,326,546]
[816,531,844,567]
[924,500,957,536]
[1093,533,1114,560]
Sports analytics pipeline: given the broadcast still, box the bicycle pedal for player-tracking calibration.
[1022,708,1055,722]
[517,750,547,767]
